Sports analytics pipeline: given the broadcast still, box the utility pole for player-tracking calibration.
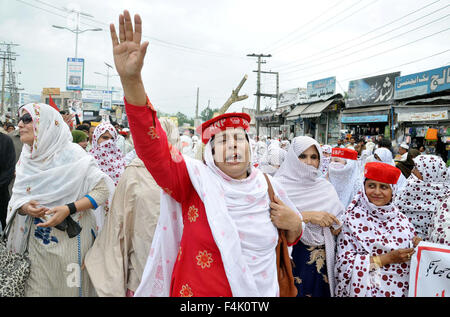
[0,42,21,120]
[254,70,280,108]
[247,53,272,137]
[195,87,200,119]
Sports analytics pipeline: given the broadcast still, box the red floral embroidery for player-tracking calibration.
[187,205,199,223]
[147,126,159,140]
[177,246,182,262]
[196,250,213,269]
[179,284,193,297]
[163,187,173,196]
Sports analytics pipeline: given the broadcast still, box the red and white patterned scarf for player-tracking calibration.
[89,122,126,186]
[395,155,450,240]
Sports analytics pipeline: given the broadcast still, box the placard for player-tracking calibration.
[408,241,450,297]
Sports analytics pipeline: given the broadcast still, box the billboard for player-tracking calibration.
[394,66,450,100]
[66,58,84,91]
[307,76,336,102]
[347,72,400,108]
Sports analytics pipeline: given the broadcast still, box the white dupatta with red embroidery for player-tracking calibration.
[135,139,302,297]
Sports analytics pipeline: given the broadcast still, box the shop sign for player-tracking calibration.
[341,115,388,123]
[394,66,450,99]
[347,72,400,108]
[398,110,448,122]
[307,76,336,102]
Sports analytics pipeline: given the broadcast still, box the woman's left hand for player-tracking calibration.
[36,205,70,228]
[270,195,302,231]
[412,236,422,248]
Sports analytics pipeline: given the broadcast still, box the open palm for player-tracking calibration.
[110,10,149,80]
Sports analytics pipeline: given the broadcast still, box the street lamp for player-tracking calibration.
[52,9,102,58]
[94,62,119,110]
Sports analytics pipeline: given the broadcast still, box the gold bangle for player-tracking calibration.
[373,256,382,268]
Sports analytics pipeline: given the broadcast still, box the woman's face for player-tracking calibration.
[364,179,393,206]
[212,128,250,180]
[331,157,346,165]
[298,145,320,169]
[78,140,88,150]
[98,130,113,145]
[18,112,34,146]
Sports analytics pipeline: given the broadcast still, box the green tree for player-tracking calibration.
[200,107,220,122]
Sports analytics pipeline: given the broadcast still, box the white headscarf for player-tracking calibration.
[135,129,302,297]
[374,148,395,166]
[395,155,450,240]
[274,136,344,296]
[371,147,408,193]
[328,157,363,210]
[7,103,114,253]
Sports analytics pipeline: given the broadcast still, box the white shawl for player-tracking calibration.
[274,136,345,296]
[7,103,114,253]
[328,158,363,210]
[135,135,303,297]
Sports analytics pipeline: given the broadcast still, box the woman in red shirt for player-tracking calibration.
[109,10,304,297]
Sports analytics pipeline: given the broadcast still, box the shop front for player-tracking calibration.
[393,103,449,162]
[300,97,343,145]
[344,71,400,141]
[393,65,450,163]
[255,111,284,138]
[341,105,392,139]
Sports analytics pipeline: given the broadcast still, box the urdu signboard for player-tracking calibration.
[347,72,400,108]
[394,66,450,99]
[306,76,336,102]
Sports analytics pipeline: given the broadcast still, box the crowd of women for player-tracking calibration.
[1,10,449,298]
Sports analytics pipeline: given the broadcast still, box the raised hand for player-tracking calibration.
[110,10,149,105]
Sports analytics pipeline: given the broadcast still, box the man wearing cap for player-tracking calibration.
[395,143,409,163]
[109,10,304,297]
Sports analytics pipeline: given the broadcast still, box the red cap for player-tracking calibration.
[332,148,358,160]
[196,112,251,144]
[364,162,401,184]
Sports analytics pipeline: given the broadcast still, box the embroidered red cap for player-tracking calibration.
[331,148,358,160]
[196,112,251,144]
[364,162,402,184]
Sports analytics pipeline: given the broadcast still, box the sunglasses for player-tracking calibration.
[19,113,33,124]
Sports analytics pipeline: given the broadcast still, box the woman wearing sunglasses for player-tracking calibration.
[6,104,115,297]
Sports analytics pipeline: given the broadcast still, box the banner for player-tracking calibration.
[66,58,84,91]
[347,72,400,108]
[395,66,450,100]
[397,110,448,122]
[408,241,450,297]
[307,76,336,102]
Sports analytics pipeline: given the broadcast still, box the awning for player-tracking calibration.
[300,99,335,118]
[286,104,309,120]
